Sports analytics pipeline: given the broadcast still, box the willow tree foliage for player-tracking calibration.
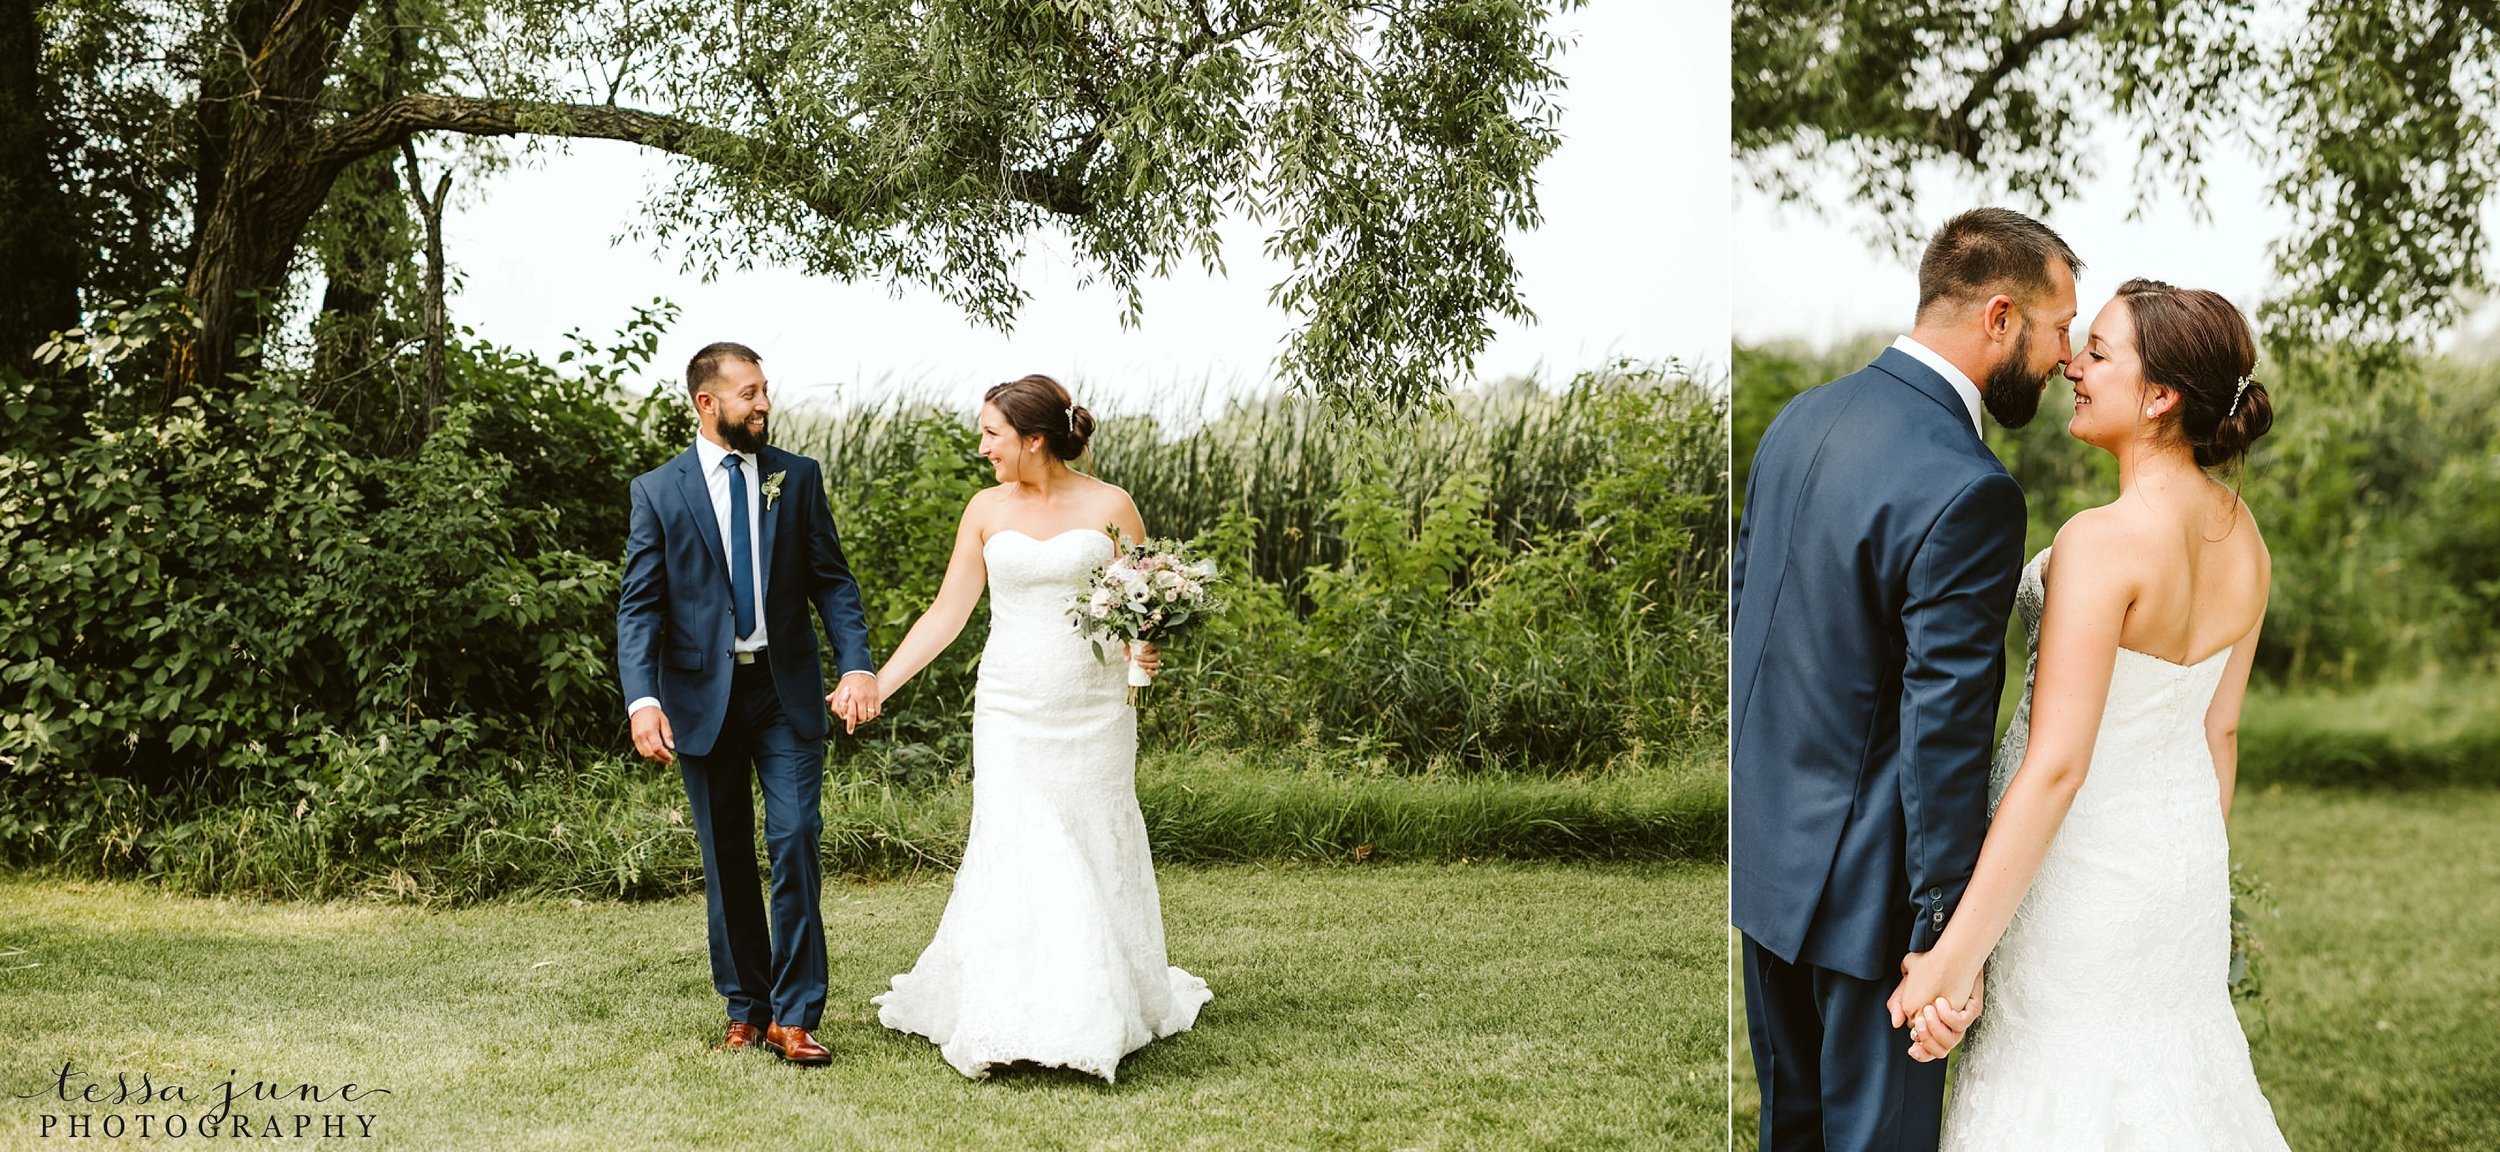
[8,0,1580,411]
[1734,0,2498,360]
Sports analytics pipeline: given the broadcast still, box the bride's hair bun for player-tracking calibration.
[2112,278,2275,468]
[985,374,1094,460]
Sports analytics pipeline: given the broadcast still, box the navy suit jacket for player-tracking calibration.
[616,444,876,758]
[1730,348,2028,982]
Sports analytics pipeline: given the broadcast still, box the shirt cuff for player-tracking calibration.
[836,670,878,683]
[627,697,661,716]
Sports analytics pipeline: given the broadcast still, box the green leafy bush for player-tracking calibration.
[0,301,681,868]
[1,300,1727,886]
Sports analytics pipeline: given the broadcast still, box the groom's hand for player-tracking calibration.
[631,706,676,765]
[827,673,880,734]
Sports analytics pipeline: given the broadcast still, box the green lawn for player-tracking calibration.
[0,862,1725,1150]
[1732,788,2500,1150]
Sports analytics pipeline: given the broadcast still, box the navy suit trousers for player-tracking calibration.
[1744,933,1946,1152]
[677,660,827,1030]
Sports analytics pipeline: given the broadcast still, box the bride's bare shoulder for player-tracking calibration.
[961,484,1012,532]
[1076,475,1142,527]
[2044,505,2161,589]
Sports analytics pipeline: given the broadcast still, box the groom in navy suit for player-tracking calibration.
[1733,209,2080,1151]
[617,342,880,1064]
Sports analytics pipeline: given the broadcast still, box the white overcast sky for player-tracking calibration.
[1735,104,2500,354]
[439,1,1729,418]
[1734,123,2295,351]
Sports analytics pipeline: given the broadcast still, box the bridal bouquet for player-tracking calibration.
[1067,533,1226,705]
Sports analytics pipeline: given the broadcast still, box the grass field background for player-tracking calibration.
[1,862,1725,1151]
[1732,788,2500,1151]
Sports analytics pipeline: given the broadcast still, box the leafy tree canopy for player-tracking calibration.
[14,0,1585,412]
[1735,0,2498,361]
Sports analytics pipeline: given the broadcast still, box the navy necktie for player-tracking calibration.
[723,454,757,640]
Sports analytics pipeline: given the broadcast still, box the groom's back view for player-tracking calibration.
[1733,209,2078,1151]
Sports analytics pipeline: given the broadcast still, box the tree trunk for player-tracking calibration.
[0,0,82,372]
[403,144,448,435]
[177,0,364,392]
[170,6,1083,396]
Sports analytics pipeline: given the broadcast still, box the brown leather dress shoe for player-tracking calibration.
[764,1022,832,1065]
[716,1021,763,1052]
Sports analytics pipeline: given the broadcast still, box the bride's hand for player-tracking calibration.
[1128,641,1162,675]
[1889,949,1981,1062]
[1907,968,1983,1062]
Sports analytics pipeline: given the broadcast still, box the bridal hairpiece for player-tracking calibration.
[2226,374,2252,417]
[1065,405,1077,431]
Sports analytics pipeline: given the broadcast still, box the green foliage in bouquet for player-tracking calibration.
[2229,859,2275,1008]
[1067,535,1227,659]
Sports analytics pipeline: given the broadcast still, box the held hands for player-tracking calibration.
[826,672,883,734]
[1889,951,1985,1062]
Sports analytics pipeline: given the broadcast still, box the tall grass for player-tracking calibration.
[782,366,1722,594]
[1,353,1732,897]
[0,748,1725,904]
[779,362,1730,778]
[2239,674,2500,789]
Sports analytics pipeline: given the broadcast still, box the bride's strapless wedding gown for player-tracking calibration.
[873,528,1209,1081]
[1941,548,2289,1150]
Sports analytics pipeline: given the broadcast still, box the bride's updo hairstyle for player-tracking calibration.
[2113,278,2275,468]
[984,374,1095,461]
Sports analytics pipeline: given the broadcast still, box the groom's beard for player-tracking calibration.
[719,413,770,454]
[1981,326,2051,430]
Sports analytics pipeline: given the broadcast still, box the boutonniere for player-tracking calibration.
[760,470,787,509]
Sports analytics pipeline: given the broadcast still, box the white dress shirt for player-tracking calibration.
[1892,335,1985,439]
[626,436,767,718]
[694,434,772,653]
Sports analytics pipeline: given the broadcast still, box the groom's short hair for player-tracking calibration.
[686,342,763,401]
[1916,208,2083,320]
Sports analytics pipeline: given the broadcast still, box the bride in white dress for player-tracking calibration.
[1890,280,2292,1149]
[860,374,1209,1081]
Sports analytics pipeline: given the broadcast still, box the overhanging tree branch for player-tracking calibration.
[313,93,1096,220]
[1933,3,2100,160]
